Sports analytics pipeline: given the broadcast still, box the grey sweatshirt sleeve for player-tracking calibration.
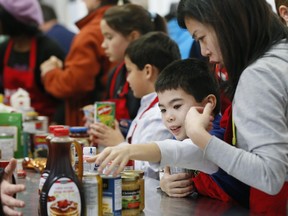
[205,45,288,195]
[150,138,219,174]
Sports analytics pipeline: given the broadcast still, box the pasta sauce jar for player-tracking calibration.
[121,173,140,216]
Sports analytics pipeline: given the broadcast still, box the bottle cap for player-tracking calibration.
[49,125,65,134]
[53,128,69,137]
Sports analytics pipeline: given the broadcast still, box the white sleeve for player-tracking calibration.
[150,138,219,174]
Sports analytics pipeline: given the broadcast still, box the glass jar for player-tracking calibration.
[122,173,140,216]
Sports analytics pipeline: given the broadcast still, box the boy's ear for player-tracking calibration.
[128,30,141,41]
[279,5,288,26]
[144,64,153,79]
[202,94,217,112]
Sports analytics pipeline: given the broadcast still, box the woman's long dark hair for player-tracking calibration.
[177,0,288,98]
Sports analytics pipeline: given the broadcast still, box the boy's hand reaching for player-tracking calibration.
[160,167,194,198]
[88,120,125,147]
[86,143,131,177]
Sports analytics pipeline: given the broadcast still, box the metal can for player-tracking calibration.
[121,173,140,216]
[94,101,115,152]
[33,132,48,158]
[94,101,115,127]
[101,174,122,216]
[83,172,103,216]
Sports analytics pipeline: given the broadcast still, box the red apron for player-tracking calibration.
[106,62,130,120]
[3,38,57,120]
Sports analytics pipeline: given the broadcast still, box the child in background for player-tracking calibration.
[275,0,288,26]
[88,4,167,142]
[89,32,180,178]
[88,59,249,204]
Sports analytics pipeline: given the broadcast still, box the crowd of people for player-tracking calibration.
[0,0,287,215]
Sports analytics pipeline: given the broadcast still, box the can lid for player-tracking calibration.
[53,128,69,137]
[70,127,88,133]
[49,125,65,133]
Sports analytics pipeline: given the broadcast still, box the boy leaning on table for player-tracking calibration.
[88,58,250,206]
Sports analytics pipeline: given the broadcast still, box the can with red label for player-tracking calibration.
[33,132,48,158]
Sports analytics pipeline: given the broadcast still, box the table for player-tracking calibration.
[16,170,255,216]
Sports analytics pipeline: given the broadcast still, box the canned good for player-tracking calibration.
[94,102,115,127]
[33,133,48,158]
[121,173,140,216]
[101,174,122,216]
[0,133,14,160]
[124,170,145,212]
[83,172,103,216]
[94,102,116,153]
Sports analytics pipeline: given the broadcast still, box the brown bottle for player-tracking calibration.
[38,125,64,216]
[40,128,85,216]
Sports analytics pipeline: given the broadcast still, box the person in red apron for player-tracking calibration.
[87,4,167,141]
[0,0,65,122]
[89,32,179,179]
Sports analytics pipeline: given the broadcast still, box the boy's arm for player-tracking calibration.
[87,142,161,176]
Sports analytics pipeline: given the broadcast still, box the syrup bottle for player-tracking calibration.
[40,128,85,216]
[38,125,64,194]
[38,125,65,216]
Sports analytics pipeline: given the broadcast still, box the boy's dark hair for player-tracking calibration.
[155,58,221,115]
[125,31,181,72]
[0,6,40,37]
[103,4,167,37]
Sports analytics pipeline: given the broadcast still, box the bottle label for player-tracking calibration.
[83,174,101,215]
[39,172,49,195]
[46,177,81,216]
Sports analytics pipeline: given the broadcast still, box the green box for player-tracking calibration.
[0,113,23,158]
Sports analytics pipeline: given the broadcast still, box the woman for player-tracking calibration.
[89,0,288,214]
[0,0,65,122]
[179,0,288,214]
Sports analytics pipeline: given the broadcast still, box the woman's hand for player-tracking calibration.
[185,103,213,150]
[160,167,194,198]
[88,120,125,147]
[1,158,26,216]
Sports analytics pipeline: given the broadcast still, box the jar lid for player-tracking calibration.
[70,127,88,133]
[124,170,144,178]
[53,128,69,137]
[121,173,139,181]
